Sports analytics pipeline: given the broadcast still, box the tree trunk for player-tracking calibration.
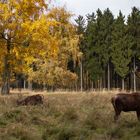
[28,81,32,91]
[103,71,106,89]
[23,80,26,89]
[1,40,11,95]
[116,74,119,89]
[122,78,125,91]
[80,58,83,92]
[133,57,136,92]
[1,66,10,95]
[1,60,10,94]
[43,83,46,91]
[91,81,94,91]
[99,78,102,91]
[107,62,110,90]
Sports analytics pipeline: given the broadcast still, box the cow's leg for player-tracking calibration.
[114,110,121,122]
[112,101,121,122]
[136,111,140,121]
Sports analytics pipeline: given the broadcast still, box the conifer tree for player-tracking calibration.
[90,8,114,90]
[127,7,140,91]
[111,11,133,90]
[85,12,103,82]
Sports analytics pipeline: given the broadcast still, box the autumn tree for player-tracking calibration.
[26,7,80,89]
[0,0,48,94]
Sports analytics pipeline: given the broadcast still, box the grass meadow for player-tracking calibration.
[0,91,140,140]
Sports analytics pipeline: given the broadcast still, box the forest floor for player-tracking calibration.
[0,91,140,140]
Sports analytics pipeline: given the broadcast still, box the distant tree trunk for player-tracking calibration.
[1,40,11,95]
[23,80,26,89]
[80,58,83,92]
[117,75,118,89]
[107,62,110,90]
[91,81,94,91]
[86,71,89,90]
[103,71,106,89]
[99,78,102,91]
[133,57,136,92]
[28,81,32,91]
[43,83,46,91]
[128,73,131,91]
[122,78,125,91]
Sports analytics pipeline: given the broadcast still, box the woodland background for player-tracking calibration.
[0,1,140,140]
[0,0,140,94]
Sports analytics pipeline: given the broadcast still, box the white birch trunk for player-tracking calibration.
[23,80,26,89]
[108,63,110,90]
[122,78,124,91]
[134,57,136,92]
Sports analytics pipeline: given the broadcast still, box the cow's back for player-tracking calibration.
[112,93,140,112]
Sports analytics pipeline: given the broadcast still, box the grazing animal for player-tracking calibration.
[17,94,44,106]
[111,93,140,121]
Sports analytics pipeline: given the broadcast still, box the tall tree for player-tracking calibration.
[0,0,48,94]
[90,8,114,90]
[27,7,80,88]
[99,8,114,90]
[85,12,103,84]
[84,9,114,90]
[75,15,85,91]
[111,11,133,90]
[127,7,140,91]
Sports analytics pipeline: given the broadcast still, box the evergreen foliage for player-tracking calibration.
[75,7,140,91]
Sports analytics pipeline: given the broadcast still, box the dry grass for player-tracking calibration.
[0,91,139,140]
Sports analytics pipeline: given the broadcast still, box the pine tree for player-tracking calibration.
[84,9,114,90]
[85,12,103,83]
[127,7,140,91]
[111,11,133,90]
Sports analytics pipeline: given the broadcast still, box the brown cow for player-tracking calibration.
[111,93,140,121]
[17,94,44,106]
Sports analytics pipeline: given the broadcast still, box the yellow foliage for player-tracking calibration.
[0,1,80,88]
[25,7,80,86]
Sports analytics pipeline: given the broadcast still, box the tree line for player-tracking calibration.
[74,7,140,92]
[0,0,140,94]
